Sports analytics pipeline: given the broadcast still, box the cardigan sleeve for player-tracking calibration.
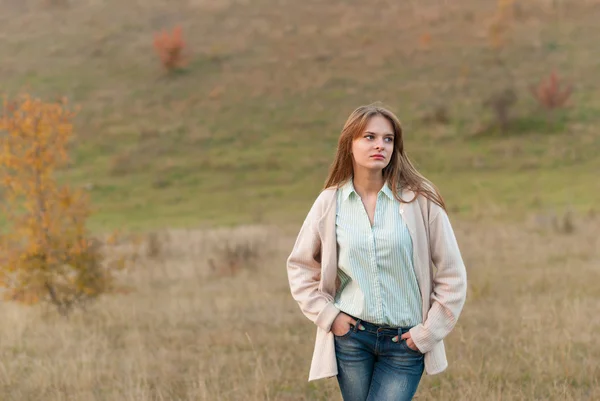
[409,205,468,354]
[286,193,341,332]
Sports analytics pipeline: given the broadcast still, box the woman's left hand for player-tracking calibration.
[393,332,420,352]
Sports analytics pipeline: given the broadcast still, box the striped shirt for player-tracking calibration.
[334,179,422,327]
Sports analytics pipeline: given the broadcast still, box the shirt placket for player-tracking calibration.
[369,194,383,324]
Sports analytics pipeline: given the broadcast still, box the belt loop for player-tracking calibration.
[398,327,402,339]
[354,318,362,333]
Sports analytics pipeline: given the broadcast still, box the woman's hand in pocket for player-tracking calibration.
[393,331,421,352]
[331,313,362,336]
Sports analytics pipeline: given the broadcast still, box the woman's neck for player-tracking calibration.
[352,169,384,198]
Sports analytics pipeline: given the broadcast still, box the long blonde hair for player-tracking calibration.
[323,103,446,210]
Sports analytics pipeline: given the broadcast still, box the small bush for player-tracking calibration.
[145,232,164,260]
[207,236,266,277]
[553,210,576,235]
[109,151,133,176]
[418,32,432,51]
[421,103,450,125]
[482,87,518,132]
[153,25,187,73]
[531,209,577,235]
[530,70,573,112]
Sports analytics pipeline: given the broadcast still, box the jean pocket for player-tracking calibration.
[334,326,354,339]
[400,340,423,355]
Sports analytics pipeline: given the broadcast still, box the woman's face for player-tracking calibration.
[351,115,394,173]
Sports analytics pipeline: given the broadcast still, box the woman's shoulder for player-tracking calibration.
[321,186,338,196]
[304,187,338,220]
[316,186,338,207]
[401,185,445,221]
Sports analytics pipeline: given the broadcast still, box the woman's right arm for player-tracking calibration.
[287,194,341,333]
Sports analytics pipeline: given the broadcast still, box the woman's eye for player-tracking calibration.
[385,137,393,142]
[365,135,374,140]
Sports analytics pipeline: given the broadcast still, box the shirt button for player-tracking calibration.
[400,209,404,214]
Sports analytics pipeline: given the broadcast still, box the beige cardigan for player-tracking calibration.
[287,186,467,381]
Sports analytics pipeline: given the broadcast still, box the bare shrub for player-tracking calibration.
[208,235,267,277]
[531,209,577,235]
[421,103,450,125]
[109,151,133,176]
[189,226,276,278]
[482,87,518,132]
[554,209,576,234]
[145,231,165,260]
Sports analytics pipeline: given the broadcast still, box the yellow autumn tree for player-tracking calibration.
[0,95,133,316]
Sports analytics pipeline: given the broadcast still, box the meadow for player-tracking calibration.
[0,0,599,399]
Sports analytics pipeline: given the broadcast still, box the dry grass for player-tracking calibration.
[1,215,599,400]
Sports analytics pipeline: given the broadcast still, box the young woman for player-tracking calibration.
[287,104,468,401]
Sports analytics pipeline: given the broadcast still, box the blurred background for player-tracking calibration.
[0,0,598,400]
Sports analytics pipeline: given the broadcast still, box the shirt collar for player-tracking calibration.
[340,179,394,201]
[380,181,394,200]
[340,179,356,202]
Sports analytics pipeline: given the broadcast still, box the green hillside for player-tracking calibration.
[1,0,599,231]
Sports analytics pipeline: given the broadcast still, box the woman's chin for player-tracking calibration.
[357,161,389,170]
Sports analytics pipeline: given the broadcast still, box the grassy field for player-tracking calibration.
[1,218,599,400]
[0,0,599,400]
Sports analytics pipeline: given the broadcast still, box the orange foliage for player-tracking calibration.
[530,71,573,111]
[418,32,432,50]
[153,25,187,72]
[0,95,135,316]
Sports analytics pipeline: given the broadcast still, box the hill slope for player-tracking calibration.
[1,0,599,231]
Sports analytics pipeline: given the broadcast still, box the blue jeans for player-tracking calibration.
[334,318,424,401]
